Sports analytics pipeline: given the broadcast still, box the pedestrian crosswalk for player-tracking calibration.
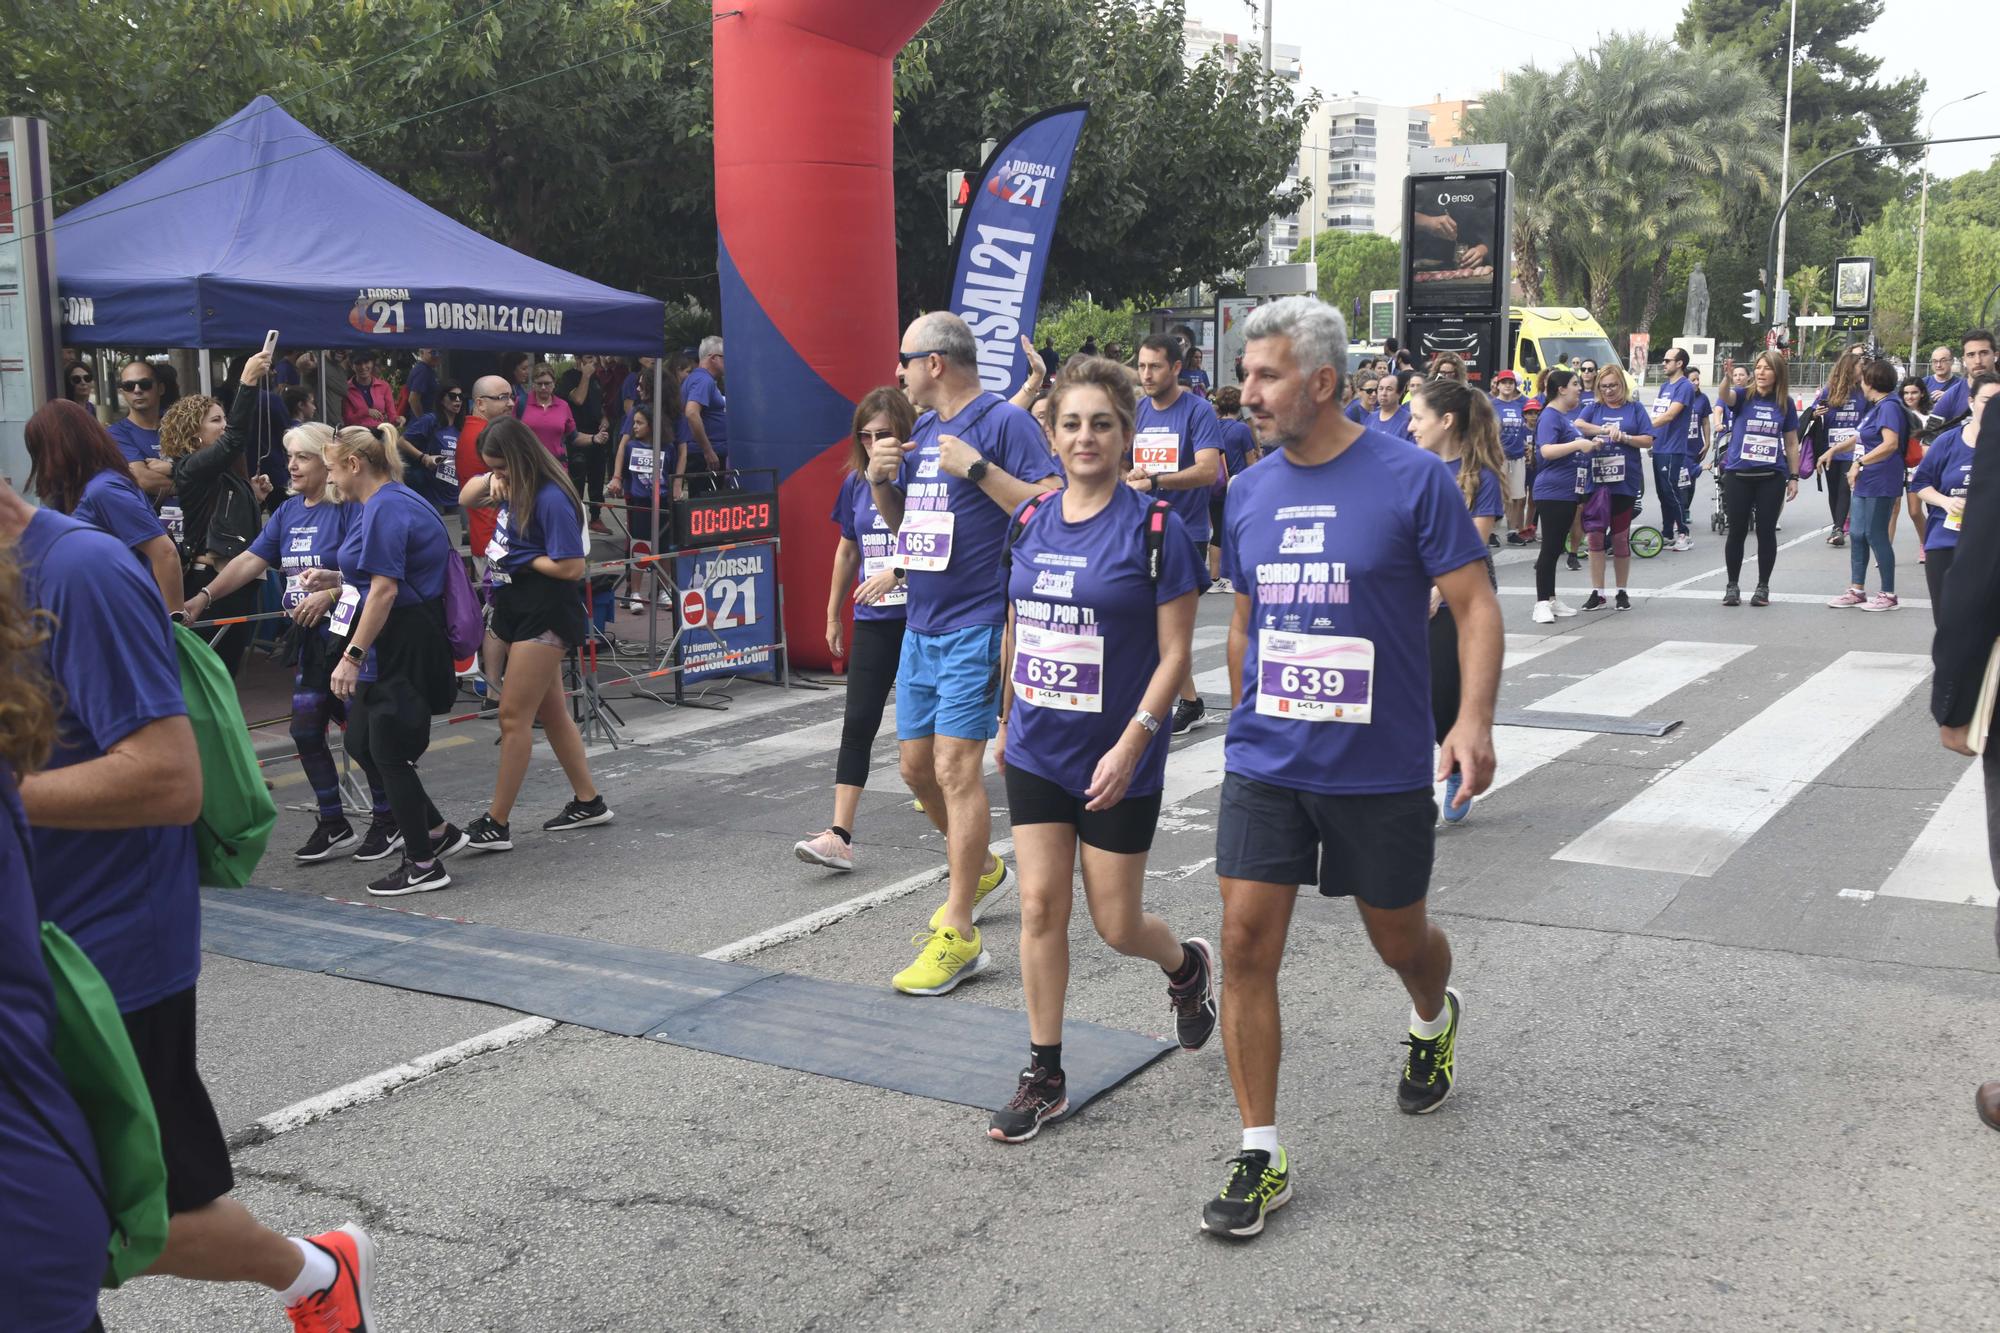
[619,622,1988,915]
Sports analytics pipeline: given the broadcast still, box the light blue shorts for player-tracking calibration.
[896,624,1004,742]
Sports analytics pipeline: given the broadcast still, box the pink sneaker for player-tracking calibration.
[1857,592,1900,612]
[1826,588,1867,607]
[793,828,854,871]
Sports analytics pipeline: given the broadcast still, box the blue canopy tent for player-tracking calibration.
[53,96,663,354]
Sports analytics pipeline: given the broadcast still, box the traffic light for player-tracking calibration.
[1742,289,1761,322]
[945,169,970,243]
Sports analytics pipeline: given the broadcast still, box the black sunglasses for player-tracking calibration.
[69,373,91,385]
[897,348,948,365]
[443,390,464,399]
[119,378,155,393]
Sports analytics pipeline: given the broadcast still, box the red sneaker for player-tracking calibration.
[285,1224,376,1332]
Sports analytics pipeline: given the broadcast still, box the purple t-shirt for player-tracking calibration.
[1910,425,1973,550]
[106,417,160,464]
[1370,403,1413,441]
[1133,389,1225,542]
[1852,396,1908,498]
[1722,392,1798,472]
[20,510,198,1013]
[1935,377,1971,425]
[1579,400,1650,498]
[1005,485,1206,798]
[492,480,586,573]
[1649,376,1696,456]
[1530,405,1586,501]
[682,367,728,458]
[834,471,905,624]
[1222,430,1487,795]
[1811,388,1868,464]
[1218,418,1257,483]
[1448,457,1504,519]
[891,392,1062,635]
[72,468,166,557]
[248,495,355,613]
[0,776,108,1333]
[1494,396,1528,459]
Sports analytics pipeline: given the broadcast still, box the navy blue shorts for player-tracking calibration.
[1215,772,1435,909]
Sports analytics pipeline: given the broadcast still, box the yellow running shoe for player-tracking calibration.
[892,926,990,995]
[929,853,1011,930]
[913,798,925,813]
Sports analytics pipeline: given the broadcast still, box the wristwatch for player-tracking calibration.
[343,644,366,664]
[965,458,990,484]
[1134,709,1162,735]
[892,567,907,580]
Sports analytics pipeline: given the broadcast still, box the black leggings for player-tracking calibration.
[1534,498,1580,600]
[344,678,443,861]
[1925,543,1956,627]
[1722,471,1786,587]
[1428,605,1459,747]
[568,443,608,523]
[837,618,905,788]
[1824,459,1852,532]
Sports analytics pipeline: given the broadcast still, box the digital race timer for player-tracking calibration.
[672,490,780,549]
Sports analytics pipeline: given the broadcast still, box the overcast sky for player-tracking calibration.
[1186,0,1994,179]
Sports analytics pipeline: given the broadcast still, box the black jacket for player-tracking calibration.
[1930,399,1999,729]
[171,385,266,565]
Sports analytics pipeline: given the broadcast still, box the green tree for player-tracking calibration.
[1038,297,1154,359]
[1677,0,1924,281]
[1850,198,2000,357]
[891,0,1311,321]
[1288,231,1398,328]
[1464,34,1779,344]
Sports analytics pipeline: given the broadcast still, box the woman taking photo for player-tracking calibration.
[607,397,685,611]
[322,425,469,896]
[1911,374,2000,624]
[987,356,1215,1145]
[795,388,917,873]
[401,380,466,515]
[24,399,182,609]
[161,351,276,674]
[1527,369,1600,623]
[1826,359,1908,612]
[458,418,612,852]
[1410,378,1507,823]
[1576,365,1654,611]
[518,362,576,464]
[182,423,399,861]
[1808,345,1867,546]
[1714,352,1801,607]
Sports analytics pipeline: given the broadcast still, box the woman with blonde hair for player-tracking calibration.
[162,350,277,673]
[184,422,398,861]
[316,423,469,895]
[795,386,919,871]
[1575,364,1655,611]
[457,417,611,853]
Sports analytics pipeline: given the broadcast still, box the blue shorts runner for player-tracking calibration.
[896,623,1003,742]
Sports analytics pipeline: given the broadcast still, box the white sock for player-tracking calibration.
[278,1237,336,1305]
[1410,1001,1452,1040]
[1241,1125,1279,1156]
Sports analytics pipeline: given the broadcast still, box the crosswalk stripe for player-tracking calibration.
[1504,632,1577,669]
[1441,639,1751,804]
[1874,762,1998,907]
[1554,650,1932,877]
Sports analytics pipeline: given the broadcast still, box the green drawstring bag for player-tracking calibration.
[172,623,275,887]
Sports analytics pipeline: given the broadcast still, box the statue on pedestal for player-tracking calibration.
[1684,262,1709,339]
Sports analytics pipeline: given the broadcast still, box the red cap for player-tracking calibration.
[1494,369,1517,382]
[1524,396,1544,410]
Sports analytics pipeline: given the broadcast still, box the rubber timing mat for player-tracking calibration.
[202,888,1175,1112]
[1495,708,1680,737]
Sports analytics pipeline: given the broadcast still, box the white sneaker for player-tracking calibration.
[1550,598,1579,618]
[1532,600,1556,625]
[1671,534,1692,552]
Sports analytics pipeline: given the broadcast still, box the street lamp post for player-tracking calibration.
[1912,90,1987,368]
[1772,0,1798,325]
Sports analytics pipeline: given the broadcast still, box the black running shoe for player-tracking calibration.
[352,820,403,862]
[1169,937,1218,1052]
[431,822,471,859]
[295,819,357,863]
[1721,583,1741,607]
[1200,1148,1292,1239]
[463,814,512,852]
[543,796,613,831]
[366,858,452,897]
[1171,697,1206,737]
[1504,530,1528,546]
[1565,551,1581,572]
[1487,531,1501,548]
[1397,987,1462,1115]
[1581,591,1607,612]
[987,1066,1068,1143]
[1751,583,1770,607]
[1614,590,1632,611]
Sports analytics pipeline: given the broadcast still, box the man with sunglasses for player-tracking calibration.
[109,359,175,499]
[868,312,1062,995]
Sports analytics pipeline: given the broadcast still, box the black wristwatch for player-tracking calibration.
[892,567,907,580]
[343,644,366,664]
[965,458,990,484]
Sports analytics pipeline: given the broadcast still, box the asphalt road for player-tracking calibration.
[99,485,2000,1332]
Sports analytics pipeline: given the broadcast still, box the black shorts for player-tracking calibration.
[1215,771,1435,909]
[489,568,589,649]
[122,986,233,1214]
[1004,762,1163,855]
[1208,494,1227,544]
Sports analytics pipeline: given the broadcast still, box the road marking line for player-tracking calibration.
[1874,761,1998,907]
[1494,586,1933,608]
[1554,650,1931,877]
[1504,632,1579,669]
